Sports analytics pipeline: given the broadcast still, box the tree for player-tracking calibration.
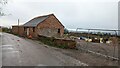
[0,0,8,16]
[64,28,69,34]
[97,32,102,37]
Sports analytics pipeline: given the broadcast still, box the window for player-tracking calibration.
[58,29,60,33]
[33,27,35,32]
[24,27,26,31]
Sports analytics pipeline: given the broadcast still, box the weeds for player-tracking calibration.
[38,35,75,49]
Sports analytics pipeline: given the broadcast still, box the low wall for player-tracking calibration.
[38,35,76,49]
[0,28,2,32]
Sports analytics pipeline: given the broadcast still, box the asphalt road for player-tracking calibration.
[1,33,87,66]
[0,32,2,67]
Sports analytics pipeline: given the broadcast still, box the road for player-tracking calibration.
[0,32,2,67]
[1,33,87,66]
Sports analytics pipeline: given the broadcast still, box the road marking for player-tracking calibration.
[2,45,13,47]
[2,51,19,53]
[2,47,14,50]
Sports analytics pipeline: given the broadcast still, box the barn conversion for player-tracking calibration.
[12,14,64,38]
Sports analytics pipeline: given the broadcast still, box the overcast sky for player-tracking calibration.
[0,0,119,30]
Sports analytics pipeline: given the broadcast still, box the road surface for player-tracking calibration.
[1,33,87,66]
[0,33,2,67]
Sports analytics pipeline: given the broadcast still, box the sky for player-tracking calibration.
[0,0,119,30]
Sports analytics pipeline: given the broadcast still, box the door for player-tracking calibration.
[27,28,29,36]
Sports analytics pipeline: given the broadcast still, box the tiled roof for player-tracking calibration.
[23,14,52,27]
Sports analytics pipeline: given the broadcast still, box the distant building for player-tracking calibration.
[12,14,64,38]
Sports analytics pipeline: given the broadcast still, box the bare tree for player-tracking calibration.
[0,0,8,16]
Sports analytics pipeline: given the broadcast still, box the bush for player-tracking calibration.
[64,28,69,34]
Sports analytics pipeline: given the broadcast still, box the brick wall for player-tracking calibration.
[24,27,38,38]
[12,26,24,36]
[12,26,19,34]
[37,28,60,37]
[37,14,64,37]
[0,28,2,32]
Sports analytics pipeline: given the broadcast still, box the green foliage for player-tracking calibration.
[2,27,11,33]
[64,28,69,34]
[57,44,68,49]
[38,35,69,49]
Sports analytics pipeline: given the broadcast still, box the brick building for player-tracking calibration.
[12,14,64,38]
[0,26,2,32]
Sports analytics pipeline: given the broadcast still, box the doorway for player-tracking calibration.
[27,28,29,36]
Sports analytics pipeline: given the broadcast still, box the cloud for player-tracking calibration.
[0,0,118,30]
[12,0,119,3]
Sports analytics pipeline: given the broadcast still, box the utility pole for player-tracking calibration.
[18,19,19,35]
